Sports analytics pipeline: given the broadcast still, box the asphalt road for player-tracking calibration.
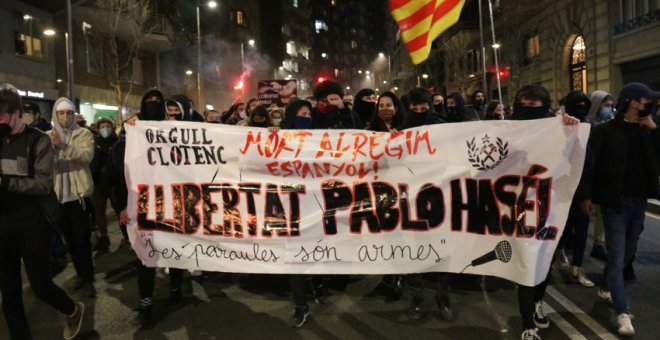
[1,209,659,340]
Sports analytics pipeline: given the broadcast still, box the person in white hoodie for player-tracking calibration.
[48,97,96,298]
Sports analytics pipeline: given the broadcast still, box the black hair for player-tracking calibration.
[313,80,344,100]
[282,99,313,129]
[407,87,432,105]
[369,91,405,130]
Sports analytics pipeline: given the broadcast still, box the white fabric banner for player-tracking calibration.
[125,117,589,286]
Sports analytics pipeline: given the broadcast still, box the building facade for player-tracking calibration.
[387,0,660,107]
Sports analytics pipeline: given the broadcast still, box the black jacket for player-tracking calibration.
[580,119,660,209]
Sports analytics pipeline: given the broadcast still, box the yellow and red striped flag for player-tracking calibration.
[390,0,466,64]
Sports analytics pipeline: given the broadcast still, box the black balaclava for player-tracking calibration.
[139,88,166,121]
[564,91,591,122]
[512,85,552,121]
[353,88,376,127]
[445,92,467,122]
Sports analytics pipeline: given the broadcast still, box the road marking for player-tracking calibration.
[542,303,587,340]
[546,286,618,340]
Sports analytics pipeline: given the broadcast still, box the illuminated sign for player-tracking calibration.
[17,89,45,98]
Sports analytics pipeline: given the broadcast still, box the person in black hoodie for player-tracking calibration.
[511,84,579,340]
[579,82,660,337]
[402,87,445,129]
[401,87,453,322]
[352,88,377,129]
[555,91,594,287]
[311,80,360,129]
[90,117,118,252]
[466,89,487,119]
[170,94,204,122]
[445,92,478,122]
[113,88,184,325]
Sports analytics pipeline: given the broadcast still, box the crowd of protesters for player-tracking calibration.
[0,77,658,340]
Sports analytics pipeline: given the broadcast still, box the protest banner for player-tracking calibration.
[125,118,589,286]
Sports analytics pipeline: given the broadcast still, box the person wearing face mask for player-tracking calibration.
[0,84,86,340]
[564,91,591,122]
[368,91,406,132]
[23,101,52,131]
[47,97,97,299]
[279,98,319,327]
[444,92,478,123]
[402,87,445,129]
[165,99,186,121]
[311,80,360,130]
[579,82,660,337]
[432,93,445,115]
[247,105,272,128]
[224,102,247,125]
[139,88,166,121]
[554,91,594,287]
[586,90,615,126]
[352,88,377,129]
[583,90,614,264]
[89,118,118,253]
[511,84,580,340]
[467,89,487,119]
[269,108,284,127]
[399,87,453,323]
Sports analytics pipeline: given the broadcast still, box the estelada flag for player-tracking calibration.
[390,0,466,64]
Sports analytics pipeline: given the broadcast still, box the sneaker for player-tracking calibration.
[590,245,607,261]
[312,283,327,304]
[406,298,426,320]
[533,301,550,329]
[555,249,569,269]
[617,313,635,336]
[521,328,541,340]
[435,293,454,321]
[623,264,636,283]
[63,301,85,339]
[569,266,594,287]
[597,288,612,303]
[289,305,310,328]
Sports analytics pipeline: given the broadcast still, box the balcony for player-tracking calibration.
[615,9,660,35]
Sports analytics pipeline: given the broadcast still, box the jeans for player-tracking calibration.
[602,196,646,314]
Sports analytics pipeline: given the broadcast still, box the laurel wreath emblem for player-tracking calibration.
[467,136,509,171]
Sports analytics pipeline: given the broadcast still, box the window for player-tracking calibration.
[527,35,540,60]
[293,0,299,8]
[570,36,587,93]
[14,11,47,60]
[331,0,337,5]
[236,10,246,27]
[351,40,357,49]
[315,20,328,33]
[286,41,297,56]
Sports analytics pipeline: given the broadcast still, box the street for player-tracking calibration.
[1,208,659,340]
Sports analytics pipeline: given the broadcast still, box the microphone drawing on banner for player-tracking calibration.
[460,240,512,273]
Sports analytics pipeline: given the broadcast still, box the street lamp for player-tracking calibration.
[378,52,391,84]
[196,1,217,110]
[240,39,256,99]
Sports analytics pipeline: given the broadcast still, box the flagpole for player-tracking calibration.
[477,0,487,96]
[487,0,502,104]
